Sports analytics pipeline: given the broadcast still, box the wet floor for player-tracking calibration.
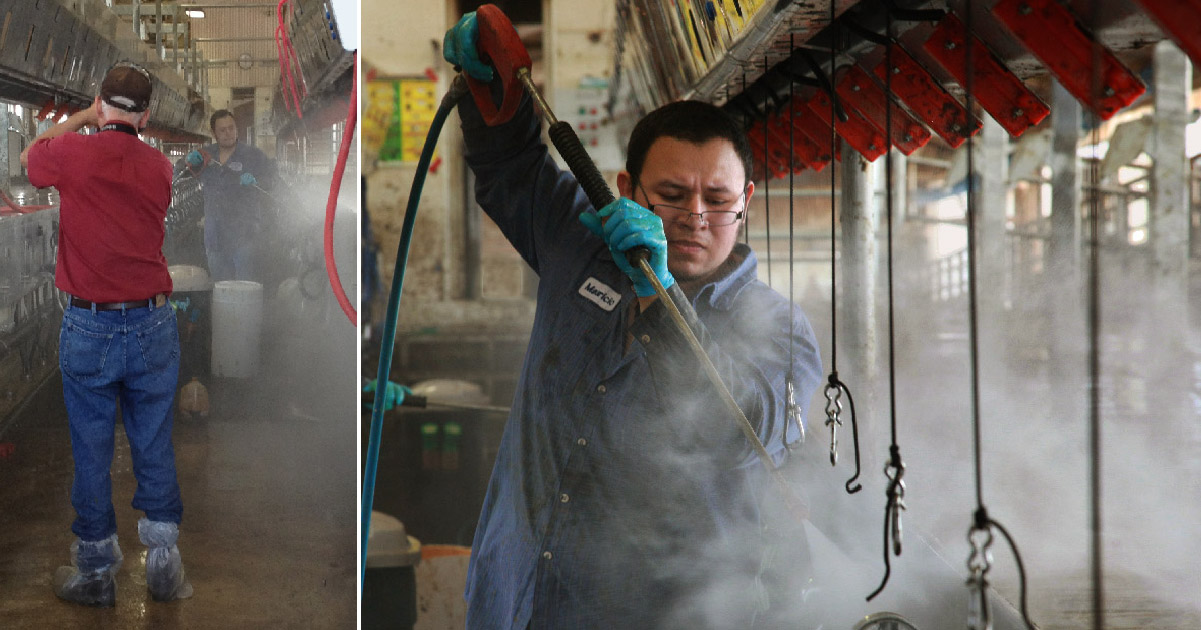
[0,301,357,629]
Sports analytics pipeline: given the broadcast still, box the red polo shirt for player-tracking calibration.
[27,123,174,302]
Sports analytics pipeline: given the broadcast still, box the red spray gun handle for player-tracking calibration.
[467,4,531,126]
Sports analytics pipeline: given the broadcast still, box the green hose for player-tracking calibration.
[361,75,468,595]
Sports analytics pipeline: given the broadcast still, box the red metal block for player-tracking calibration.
[745,125,771,180]
[766,110,828,172]
[992,0,1145,120]
[873,46,979,148]
[747,122,790,180]
[51,103,72,121]
[787,97,840,162]
[922,13,1050,137]
[762,117,807,175]
[1134,0,1201,67]
[35,100,56,121]
[836,64,932,155]
[807,90,888,162]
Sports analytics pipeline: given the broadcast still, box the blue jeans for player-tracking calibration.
[205,218,259,282]
[60,301,183,541]
[206,244,257,282]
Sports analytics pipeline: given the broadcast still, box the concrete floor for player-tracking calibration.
[0,303,357,629]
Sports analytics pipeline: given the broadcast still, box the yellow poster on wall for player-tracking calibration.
[364,77,438,163]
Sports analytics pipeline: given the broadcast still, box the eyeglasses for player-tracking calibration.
[637,182,746,227]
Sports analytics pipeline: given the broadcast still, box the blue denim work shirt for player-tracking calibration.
[460,93,822,630]
[189,141,275,236]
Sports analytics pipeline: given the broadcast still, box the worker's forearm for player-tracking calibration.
[36,108,97,142]
[19,109,97,166]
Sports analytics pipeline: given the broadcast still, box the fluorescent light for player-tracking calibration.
[185,9,205,18]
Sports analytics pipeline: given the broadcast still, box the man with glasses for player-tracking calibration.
[21,61,193,607]
[438,12,822,629]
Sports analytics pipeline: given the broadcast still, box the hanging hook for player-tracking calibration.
[786,377,806,449]
[967,520,995,630]
[867,446,906,601]
[823,378,842,465]
[823,373,863,493]
[886,455,906,556]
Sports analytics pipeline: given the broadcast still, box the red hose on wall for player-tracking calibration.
[323,51,359,326]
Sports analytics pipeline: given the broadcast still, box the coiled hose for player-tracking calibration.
[360,75,469,593]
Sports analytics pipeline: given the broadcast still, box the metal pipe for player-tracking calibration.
[157,0,164,62]
[179,3,280,8]
[173,4,181,70]
[517,69,557,126]
[201,58,279,65]
[194,37,277,42]
[419,400,511,414]
[840,139,878,468]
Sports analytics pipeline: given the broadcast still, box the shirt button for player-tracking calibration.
[596,384,606,394]
[560,493,570,503]
[542,551,553,560]
[640,334,651,343]
[577,437,587,447]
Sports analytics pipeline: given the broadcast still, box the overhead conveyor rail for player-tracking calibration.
[611,0,1183,180]
[0,0,207,140]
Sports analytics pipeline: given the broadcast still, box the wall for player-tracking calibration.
[192,5,282,90]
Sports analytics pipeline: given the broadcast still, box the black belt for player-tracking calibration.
[70,294,167,311]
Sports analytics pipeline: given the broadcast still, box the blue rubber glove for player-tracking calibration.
[240,172,257,187]
[580,198,674,297]
[363,379,412,411]
[186,150,203,167]
[442,12,494,82]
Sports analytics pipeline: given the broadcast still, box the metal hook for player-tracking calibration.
[823,382,842,464]
[786,377,806,449]
[967,526,995,630]
[885,459,906,555]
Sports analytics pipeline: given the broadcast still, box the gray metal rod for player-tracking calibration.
[195,37,276,42]
[201,58,279,64]
[179,3,280,8]
[421,400,511,414]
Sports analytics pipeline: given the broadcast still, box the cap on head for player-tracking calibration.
[100,62,153,113]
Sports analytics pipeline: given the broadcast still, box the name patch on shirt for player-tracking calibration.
[228,161,243,172]
[578,277,619,311]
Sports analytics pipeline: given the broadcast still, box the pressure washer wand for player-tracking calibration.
[364,393,511,415]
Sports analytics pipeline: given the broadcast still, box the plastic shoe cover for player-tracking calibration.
[138,518,194,601]
[53,534,122,607]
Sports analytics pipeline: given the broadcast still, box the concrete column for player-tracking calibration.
[839,142,878,462]
[1150,40,1191,334]
[975,116,1008,322]
[0,108,9,193]
[1048,80,1084,375]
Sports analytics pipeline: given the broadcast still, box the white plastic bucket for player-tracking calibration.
[210,280,263,378]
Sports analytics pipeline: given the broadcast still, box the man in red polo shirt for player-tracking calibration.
[21,62,193,607]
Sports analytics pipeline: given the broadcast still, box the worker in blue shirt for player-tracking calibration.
[178,109,277,282]
[390,13,822,630]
